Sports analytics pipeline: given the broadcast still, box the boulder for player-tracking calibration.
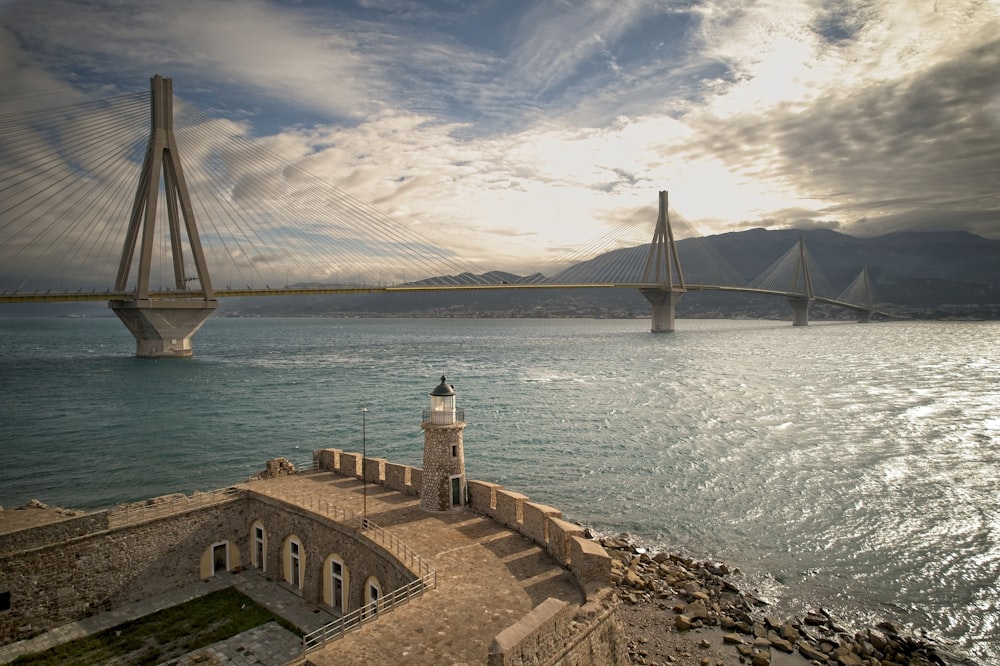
[675,614,695,631]
[798,643,828,662]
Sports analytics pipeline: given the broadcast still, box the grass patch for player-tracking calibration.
[13,586,301,665]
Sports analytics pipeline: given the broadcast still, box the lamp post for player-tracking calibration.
[362,406,368,524]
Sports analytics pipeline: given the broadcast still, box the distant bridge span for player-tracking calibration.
[0,75,901,356]
[0,281,896,320]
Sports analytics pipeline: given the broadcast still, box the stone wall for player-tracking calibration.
[487,588,628,666]
[314,447,423,495]
[466,480,610,593]
[0,490,417,646]
[316,448,613,595]
[0,512,110,557]
[246,493,415,610]
[0,497,252,645]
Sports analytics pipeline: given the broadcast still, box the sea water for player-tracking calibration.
[0,316,997,664]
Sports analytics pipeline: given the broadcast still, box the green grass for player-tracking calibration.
[13,587,301,665]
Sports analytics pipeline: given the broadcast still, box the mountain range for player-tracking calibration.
[219,228,1000,320]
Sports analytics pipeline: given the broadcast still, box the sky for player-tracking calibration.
[1,0,999,273]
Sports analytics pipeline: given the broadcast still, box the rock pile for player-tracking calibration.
[598,535,947,666]
[255,457,297,479]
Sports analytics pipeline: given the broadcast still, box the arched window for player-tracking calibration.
[251,521,267,572]
[363,576,382,619]
[283,535,304,589]
[323,554,349,613]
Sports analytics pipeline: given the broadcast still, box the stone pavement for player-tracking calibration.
[163,622,301,666]
[247,472,585,665]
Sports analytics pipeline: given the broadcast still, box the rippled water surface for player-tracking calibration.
[1,317,997,664]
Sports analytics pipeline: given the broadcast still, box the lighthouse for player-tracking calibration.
[420,376,467,512]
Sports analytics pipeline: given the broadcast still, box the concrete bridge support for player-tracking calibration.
[856,309,872,323]
[788,297,811,327]
[641,288,685,333]
[110,298,218,358]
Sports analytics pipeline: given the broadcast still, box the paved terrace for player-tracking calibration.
[244,471,585,665]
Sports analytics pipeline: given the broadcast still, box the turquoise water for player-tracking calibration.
[1,316,997,664]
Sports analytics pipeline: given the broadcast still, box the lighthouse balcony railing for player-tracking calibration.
[422,407,464,424]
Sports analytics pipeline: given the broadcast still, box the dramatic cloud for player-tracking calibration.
[1,0,997,282]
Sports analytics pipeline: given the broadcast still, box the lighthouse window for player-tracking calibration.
[451,445,457,457]
[0,590,10,613]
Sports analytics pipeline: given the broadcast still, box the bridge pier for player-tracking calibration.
[788,296,811,327]
[641,288,685,333]
[110,299,218,358]
[856,310,872,323]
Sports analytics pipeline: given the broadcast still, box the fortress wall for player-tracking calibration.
[494,490,528,529]
[547,517,586,568]
[569,535,612,592]
[315,448,339,472]
[487,588,628,666]
[465,479,606,587]
[363,457,386,484]
[247,492,415,610]
[314,449,620,662]
[467,479,500,513]
[0,511,110,556]
[384,462,418,495]
[0,497,253,645]
[317,448,421,496]
[521,502,561,549]
[339,452,363,478]
[0,491,416,647]
[307,452,614,600]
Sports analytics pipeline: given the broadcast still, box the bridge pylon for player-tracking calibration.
[854,266,875,323]
[786,237,814,327]
[109,76,218,357]
[639,191,686,332]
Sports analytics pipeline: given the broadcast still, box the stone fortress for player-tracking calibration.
[0,377,629,665]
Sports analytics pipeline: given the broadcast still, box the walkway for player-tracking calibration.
[246,471,584,665]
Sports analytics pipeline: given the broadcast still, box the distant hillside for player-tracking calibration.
[219,228,1000,320]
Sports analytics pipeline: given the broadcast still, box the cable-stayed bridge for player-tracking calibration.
[1,76,895,357]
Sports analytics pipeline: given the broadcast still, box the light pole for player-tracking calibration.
[362,406,368,524]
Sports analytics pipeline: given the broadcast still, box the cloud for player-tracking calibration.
[1,0,998,291]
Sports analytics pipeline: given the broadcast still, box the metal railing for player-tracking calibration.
[421,407,465,424]
[301,570,437,653]
[359,518,435,579]
[245,487,357,524]
[107,487,242,528]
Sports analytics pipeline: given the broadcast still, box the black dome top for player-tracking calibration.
[430,375,456,396]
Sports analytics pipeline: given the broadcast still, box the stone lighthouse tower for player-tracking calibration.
[420,376,467,512]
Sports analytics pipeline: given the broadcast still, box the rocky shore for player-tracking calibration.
[597,534,950,666]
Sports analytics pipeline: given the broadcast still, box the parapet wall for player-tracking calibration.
[488,588,628,666]
[315,448,623,666]
[0,512,110,557]
[313,449,611,593]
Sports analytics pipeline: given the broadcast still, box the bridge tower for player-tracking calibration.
[853,266,875,323]
[787,237,814,327]
[639,191,686,332]
[109,75,218,357]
